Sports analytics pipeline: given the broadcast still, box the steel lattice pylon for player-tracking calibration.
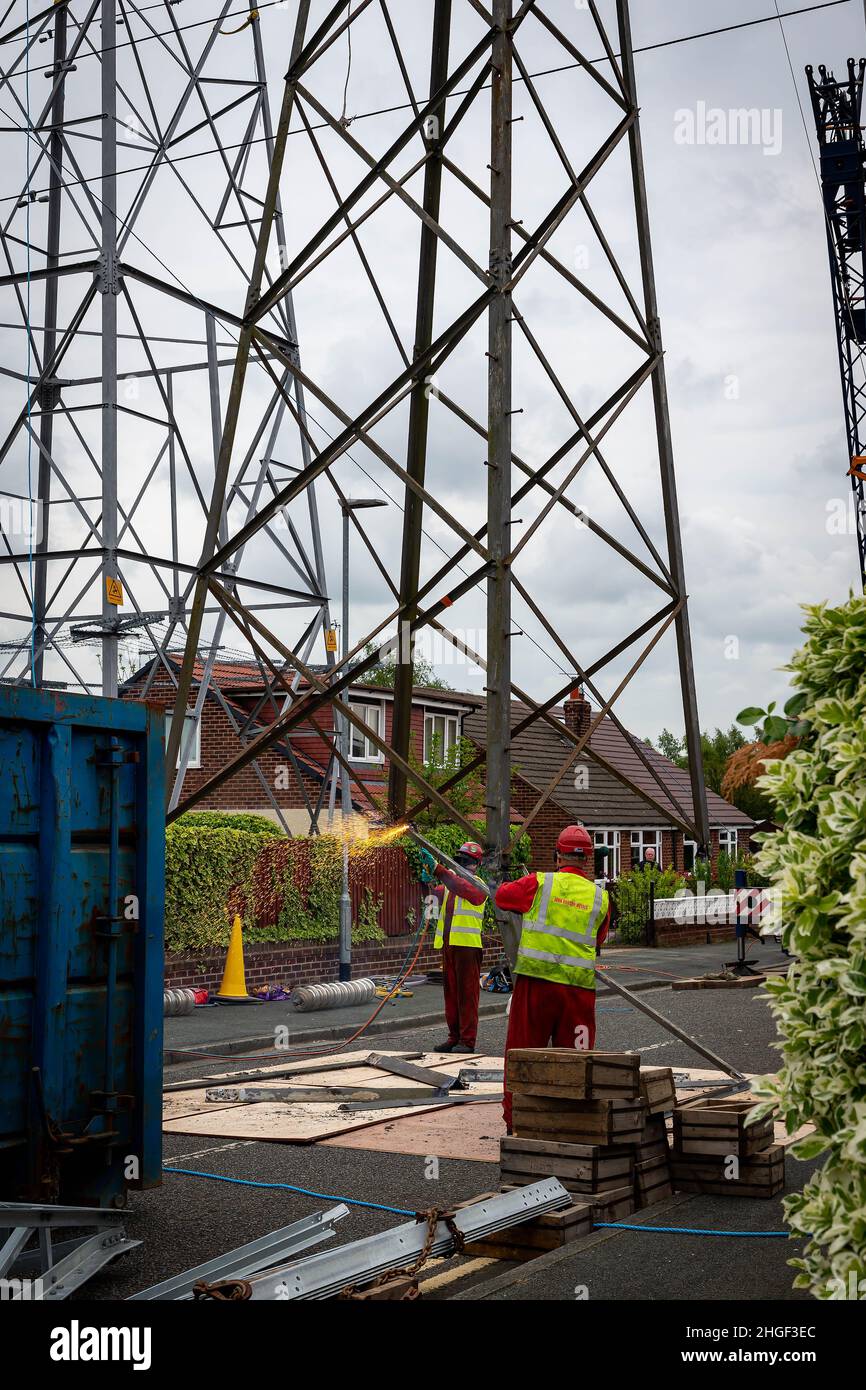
[1,0,711,861]
[808,57,866,592]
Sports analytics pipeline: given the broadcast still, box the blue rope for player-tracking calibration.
[163,1171,790,1236]
[163,1165,415,1217]
[595,1222,789,1237]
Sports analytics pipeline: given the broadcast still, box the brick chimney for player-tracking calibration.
[563,685,591,739]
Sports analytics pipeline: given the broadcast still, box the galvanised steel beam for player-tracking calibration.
[616,0,710,851]
[389,0,453,820]
[165,0,314,788]
[485,0,514,874]
[32,2,68,687]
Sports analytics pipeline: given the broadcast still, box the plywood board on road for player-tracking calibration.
[320,1100,505,1161]
[161,1051,497,1143]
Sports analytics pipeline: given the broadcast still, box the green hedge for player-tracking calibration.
[164,824,267,953]
[164,824,385,952]
[174,810,282,837]
[247,835,384,946]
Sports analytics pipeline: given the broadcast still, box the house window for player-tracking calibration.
[349,702,383,762]
[594,829,620,878]
[631,828,662,868]
[718,828,738,856]
[683,838,698,873]
[164,710,201,770]
[424,711,459,765]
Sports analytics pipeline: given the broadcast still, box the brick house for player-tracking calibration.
[462,690,753,875]
[124,659,751,870]
[122,656,483,833]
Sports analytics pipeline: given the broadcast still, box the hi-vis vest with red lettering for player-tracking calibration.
[515,871,607,989]
[433,891,485,950]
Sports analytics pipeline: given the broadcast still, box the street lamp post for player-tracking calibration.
[338,498,387,981]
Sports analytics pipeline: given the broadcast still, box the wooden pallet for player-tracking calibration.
[640,1067,676,1114]
[500,1135,634,1194]
[507,1050,640,1101]
[474,1201,593,1259]
[458,1189,593,1261]
[513,1093,645,1145]
[502,1182,635,1222]
[671,1144,785,1198]
[673,1098,775,1159]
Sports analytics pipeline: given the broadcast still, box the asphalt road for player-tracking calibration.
[82,984,810,1302]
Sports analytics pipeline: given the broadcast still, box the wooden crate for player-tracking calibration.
[586,1185,635,1222]
[634,1153,674,1210]
[507,1050,640,1101]
[672,1098,775,1159]
[500,1136,634,1194]
[671,1144,785,1198]
[472,1198,593,1259]
[640,1067,676,1115]
[512,1093,645,1145]
[633,1112,671,1162]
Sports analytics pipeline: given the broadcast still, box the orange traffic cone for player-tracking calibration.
[215,915,262,1005]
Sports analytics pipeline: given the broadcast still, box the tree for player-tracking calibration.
[357,641,452,691]
[645,723,773,816]
[410,732,486,827]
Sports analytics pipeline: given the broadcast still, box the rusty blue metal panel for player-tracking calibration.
[0,686,164,1207]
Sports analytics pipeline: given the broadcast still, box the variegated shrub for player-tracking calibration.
[751,596,866,1299]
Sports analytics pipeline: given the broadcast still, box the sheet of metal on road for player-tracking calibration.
[162,1049,425,1094]
[161,1052,501,1144]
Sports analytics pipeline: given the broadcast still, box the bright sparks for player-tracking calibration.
[344,820,410,858]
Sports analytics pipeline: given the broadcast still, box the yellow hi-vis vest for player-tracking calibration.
[515,871,607,989]
[433,890,485,950]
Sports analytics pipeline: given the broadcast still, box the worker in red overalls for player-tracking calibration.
[430,841,488,1054]
[494,825,609,1132]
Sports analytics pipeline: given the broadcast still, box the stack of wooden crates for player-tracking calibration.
[494,1050,676,1245]
[470,1050,783,1262]
[670,1097,783,1196]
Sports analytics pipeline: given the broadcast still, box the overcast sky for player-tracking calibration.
[1,0,862,740]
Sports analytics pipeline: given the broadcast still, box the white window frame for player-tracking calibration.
[423,710,460,766]
[164,709,201,770]
[631,827,662,868]
[593,829,620,878]
[717,828,738,856]
[683,838,698,873]
[348,701,384,763]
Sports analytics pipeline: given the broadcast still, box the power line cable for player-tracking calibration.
[0,0,852,71]
[0,0,853,205]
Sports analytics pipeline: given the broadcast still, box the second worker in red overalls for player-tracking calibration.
[430,841,488,1054]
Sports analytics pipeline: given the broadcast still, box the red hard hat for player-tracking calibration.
[556,824,593,857]
[458,840,484,862]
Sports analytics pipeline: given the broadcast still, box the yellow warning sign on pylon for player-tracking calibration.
[105,576,123,606]
[325,627,338,652]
